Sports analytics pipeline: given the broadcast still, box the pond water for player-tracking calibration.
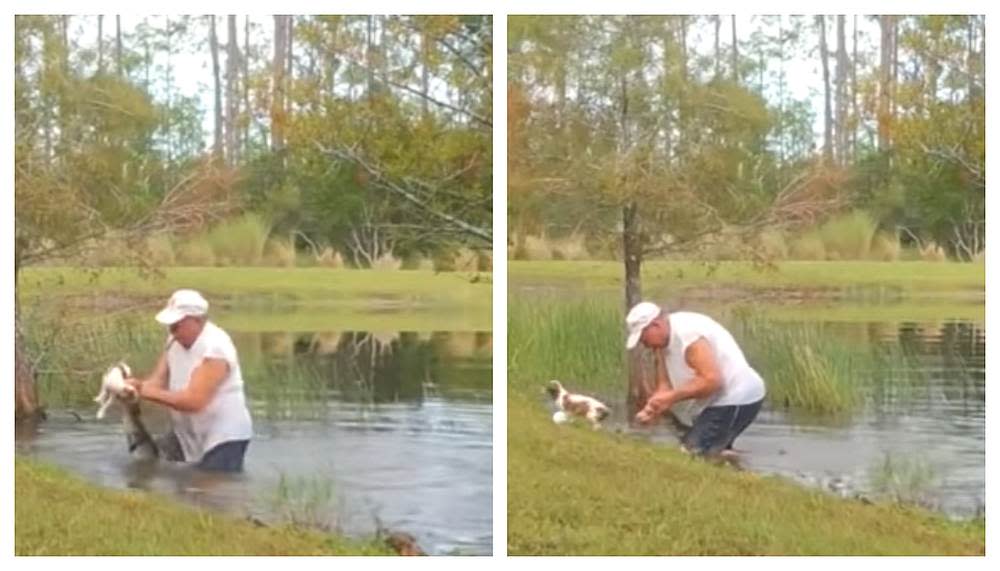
[16,326,493,555]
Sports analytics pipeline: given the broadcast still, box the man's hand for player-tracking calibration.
[635,389,675,425]
[124,377,143,396]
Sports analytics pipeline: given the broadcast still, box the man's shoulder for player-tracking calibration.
[203,321,236,348]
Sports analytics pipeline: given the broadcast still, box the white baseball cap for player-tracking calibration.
[155,289,209,325]
[625,301,662,349]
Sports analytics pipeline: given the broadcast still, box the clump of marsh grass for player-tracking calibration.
[919,241,948,262]
[370,252,402,271]
[174,239,216,266]
[550,233,590,261]
[143,235,176,266]
[263,472,339,531]
[205,213,270,266]
[732,311,863,414]
[789,230,827,260]
[867,452,939,509]
[731,310,923,415]
[819,210,877,260]
[508,296,623,395]
[522,234,554,261]
[314,246,345,268]
[756,229,789,260]
[263,236,297,267]
[23,313,165,408]
[869,231,901,262]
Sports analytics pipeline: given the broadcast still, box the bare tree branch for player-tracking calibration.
[317,143,492,245]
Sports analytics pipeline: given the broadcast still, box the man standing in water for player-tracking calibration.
[128,289,253,472]
[626,301,765,456]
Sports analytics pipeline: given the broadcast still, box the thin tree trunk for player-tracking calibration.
[661,20,673,161]
[835,15,848,165]
[116,15,123,77]
[243,16,251,154]
[819,15,833,163]
[713,15,721,79]
[366,15,376,102]
[851,15,858,161]
[15,288,41,421]
[97,15,104,74]
[420,27,430,120]
[878,15,893,154]
[210,15,223,159]
[271,15,288,153]
[286,15,294,120]
[730,15,739,82]
[778,15,785,170]
[226,15,240,165]
[623,201,649,420]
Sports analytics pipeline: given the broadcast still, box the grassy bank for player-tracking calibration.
[15,458,392,555]
[506,393,984,555]
[18,266,491,310]
[510,260,984,294]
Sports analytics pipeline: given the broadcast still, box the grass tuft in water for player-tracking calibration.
[867,453,940,509]
[264,472,340,531]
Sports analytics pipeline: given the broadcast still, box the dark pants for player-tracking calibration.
[682,399,763,456]
[156,432,250,472]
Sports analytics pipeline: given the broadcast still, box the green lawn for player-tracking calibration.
[19,266,491,308]
[15,458,393,555]
[510,260,985,293]
[507,394,984,555]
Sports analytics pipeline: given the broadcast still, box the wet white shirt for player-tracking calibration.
[166,321,253,462]
[662,312,766,425]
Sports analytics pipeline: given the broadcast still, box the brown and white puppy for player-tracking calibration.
[94,362,136,419]
[546,380,610,429]
[94,362,159,458]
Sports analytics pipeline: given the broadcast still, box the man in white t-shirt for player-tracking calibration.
[127,289,253,472]
[626,301,766,456]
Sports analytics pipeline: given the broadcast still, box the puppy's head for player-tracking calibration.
[595,405,611,421]
[545,380,564,401]
[116,362,132,379]
[102,362,136,401]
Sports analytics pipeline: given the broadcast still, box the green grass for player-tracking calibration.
[506,393,984,555]
[15,458,392,555]
[509,260,984,294]
[18,266,491,310]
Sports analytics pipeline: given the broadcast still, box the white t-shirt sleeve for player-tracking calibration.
[201,330,237,367]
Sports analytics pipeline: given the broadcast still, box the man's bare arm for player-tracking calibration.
[654,347,673,392]
[139,358,228,413]
[636,339,722,421]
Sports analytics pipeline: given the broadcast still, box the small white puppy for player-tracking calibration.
[546,380,610,429]
[94,362,135,419]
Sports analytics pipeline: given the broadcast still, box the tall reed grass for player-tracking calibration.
[508,296,623,396]
[205,213,271,266]
[509,296,921,415]
[818,210,878,260]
